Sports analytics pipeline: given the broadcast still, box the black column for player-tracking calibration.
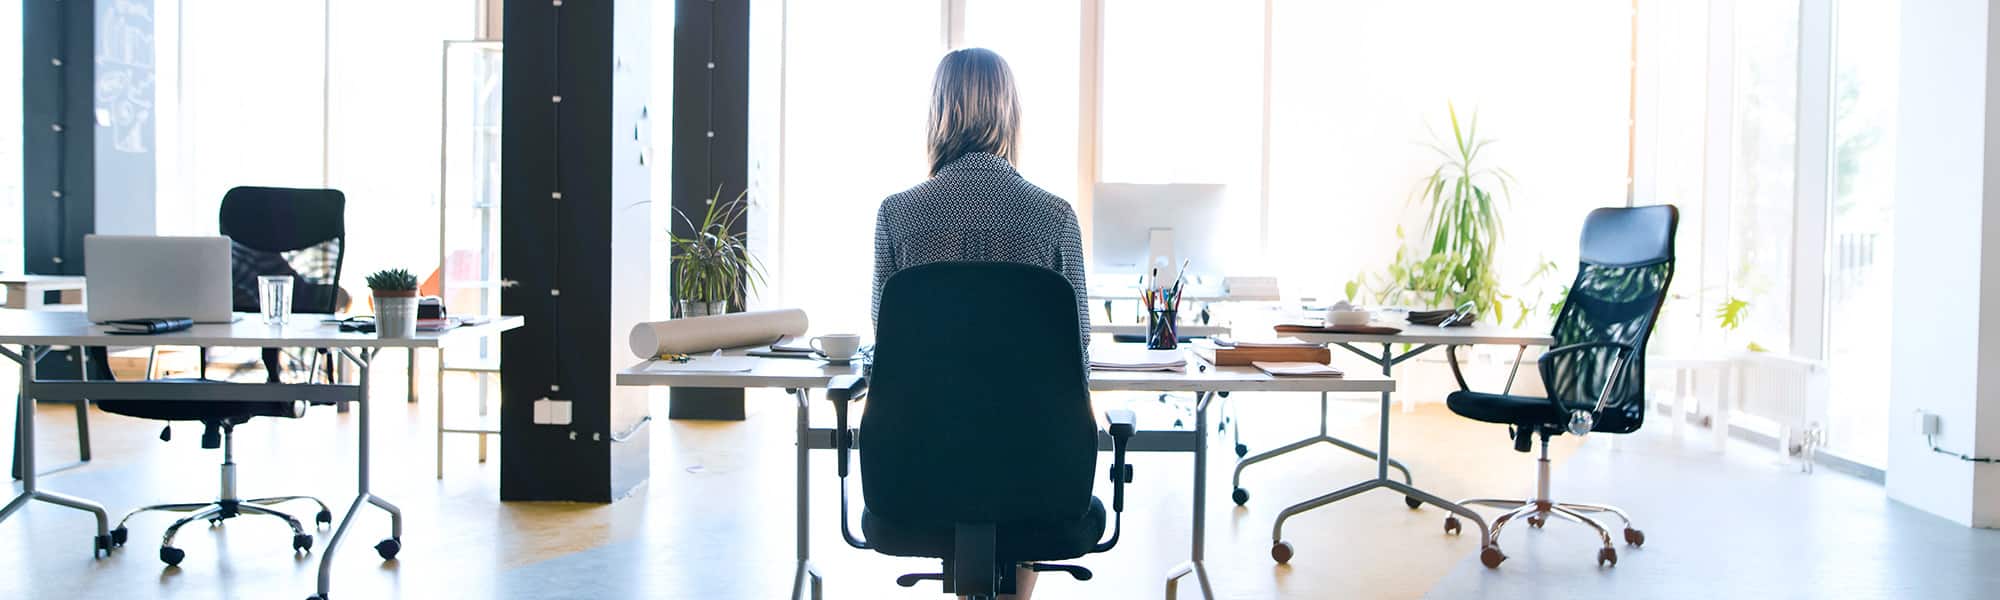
[499,0,654,502]
[23,0,91,274]
[22,0,156,276]
[665,0,751,421]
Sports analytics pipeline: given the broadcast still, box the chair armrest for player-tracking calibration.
[827,374,868,402]
[1443,345,1472,392]
[1096,409,1139,553]
[1535,341,1637,422]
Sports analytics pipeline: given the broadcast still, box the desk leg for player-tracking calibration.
[407,348,419,404]
[315,348,403,600]
[791,389,823,600]
[1231,392,1415,503]
[0,345,111,557]
[1165,392,1214,600]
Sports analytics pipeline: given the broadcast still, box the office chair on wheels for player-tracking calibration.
[1439,205,1677,569]
[828,262,1139,599]
[93,186,349,567]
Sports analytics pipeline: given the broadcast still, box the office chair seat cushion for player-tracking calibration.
[1446,390,1586,427]
[92,379,304,422]
[861,497,1107,561]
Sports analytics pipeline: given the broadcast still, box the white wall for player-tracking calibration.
[1887,0,2000,527]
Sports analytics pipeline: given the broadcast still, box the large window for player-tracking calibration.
[772,1,940,334]
[961,0,1080,205]
[161,1,474,296]
[1269,0,1632,307]
[1724,0,1801,354]
[1823,0,1899,467]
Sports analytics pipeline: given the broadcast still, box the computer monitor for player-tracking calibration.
[1090,183,1227,285]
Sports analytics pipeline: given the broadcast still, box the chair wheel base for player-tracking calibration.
[1480,546,1507,568]
[1444,516,1462,536]
[375,538,400,560]
[1624,527,1645,547]
[1404,496,1423,510]
[1598,547,1617,567]
[1232,488,1249,506]
[1270,541,1294,564]
[161,546,186,567]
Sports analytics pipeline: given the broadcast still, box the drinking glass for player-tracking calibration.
[259,275,294,325]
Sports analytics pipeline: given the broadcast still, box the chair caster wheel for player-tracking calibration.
[375,538,400,560]
[160,546,186,567]
[1444,516,1462,536]
[1234,443,1249,458]
[1624,528,1645,547]
[307,595,327,600]
[1270,541,1294,564]
[94,533,114,557]
[1480,546,1507,568]
[1404,496,1423,510]
[1597,547,1618,567]
[1527,515,1546,529]
[293,533,314,553]
[316,510,333,528]
[1232,488,1250,506]
[111,527,128,547]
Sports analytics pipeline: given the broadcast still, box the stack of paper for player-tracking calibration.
[1091,345,1188,372]
[1252,361,1345,378]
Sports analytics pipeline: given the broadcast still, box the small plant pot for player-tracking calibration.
[374,290,420,338]
[679,300,726,318]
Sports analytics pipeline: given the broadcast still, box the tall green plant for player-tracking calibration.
[671,186,764,311]
[1415,103,1515,321]
[1349,104,1517,322]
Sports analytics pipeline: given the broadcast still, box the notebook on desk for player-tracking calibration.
[1090,345,1188,372]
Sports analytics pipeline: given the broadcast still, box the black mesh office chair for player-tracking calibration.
[826,262,1138,599]
[94,186,348,567]
[1439,205,1677,569]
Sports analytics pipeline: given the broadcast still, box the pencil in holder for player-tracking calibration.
[1147,309,1179,350]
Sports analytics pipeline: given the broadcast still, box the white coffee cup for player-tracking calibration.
[811,333,863,362]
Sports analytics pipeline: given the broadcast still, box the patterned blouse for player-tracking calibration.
[872,152,1091,351]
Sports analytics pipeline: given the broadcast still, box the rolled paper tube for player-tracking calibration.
[628,308,810,359]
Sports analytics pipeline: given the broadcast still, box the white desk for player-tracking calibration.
[617,347,1404,600]
[1231,323,1550,564]
[1092,322,1230,339]
[0,309,522,600]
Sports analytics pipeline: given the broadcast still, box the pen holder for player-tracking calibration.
[1147,309,1179,350]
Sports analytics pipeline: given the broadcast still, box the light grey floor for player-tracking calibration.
[1426,429,2000,599]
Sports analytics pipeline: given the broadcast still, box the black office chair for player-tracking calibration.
[827,262,1138,599]
[1439,205,1677,569]
[93,186,349,567]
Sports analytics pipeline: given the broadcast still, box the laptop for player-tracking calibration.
[85,235,238,324]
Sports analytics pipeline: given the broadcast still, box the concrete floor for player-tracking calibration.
[2,350,1995,599]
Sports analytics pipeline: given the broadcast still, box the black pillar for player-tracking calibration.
[499,0,654,502]
[22,0,156,275]
[665,0,751,421]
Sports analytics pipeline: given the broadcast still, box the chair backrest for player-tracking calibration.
[219,186,346,314]
[1545,205,1678,434]
[863,262,1097,525]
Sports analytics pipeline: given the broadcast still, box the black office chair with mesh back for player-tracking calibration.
[825,262,1139,599]
[93,186,349,567]
[1439,205,1677,569]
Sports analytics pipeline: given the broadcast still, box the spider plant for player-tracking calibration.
[671,186,764,316]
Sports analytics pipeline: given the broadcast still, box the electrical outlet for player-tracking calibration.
[532,398,574,426]
[1916,411,1942,437]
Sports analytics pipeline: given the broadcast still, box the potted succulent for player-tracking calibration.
[671,186,764,318]
[367,268,420,338]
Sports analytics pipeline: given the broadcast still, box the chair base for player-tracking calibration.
[108,425,332,567]
[1441,449,1644,568]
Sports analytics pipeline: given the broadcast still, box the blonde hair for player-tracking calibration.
[927,48,1021,175]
